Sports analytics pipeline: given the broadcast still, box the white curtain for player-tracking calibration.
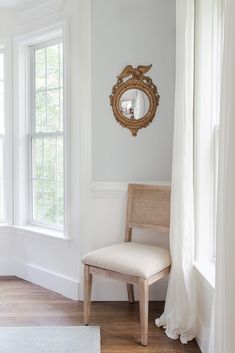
[209,0,235,352]
[155,0,197,344]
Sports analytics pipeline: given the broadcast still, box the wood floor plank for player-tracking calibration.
[0,277,201,353]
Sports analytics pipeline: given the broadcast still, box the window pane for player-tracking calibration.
[34,43,62,133]
[35,91,46,132]
[35,48,46,91]
[60,43,63,87]
[57,181,64,227]
[44,180,56,225]
[44,137,56,180]
[32,136,64,229]
[47,44,60,89]
[32,179,43,223]
[32,138,43,179]
[57,136,63,181]
[31,40,64,231]
[47,89,60,132]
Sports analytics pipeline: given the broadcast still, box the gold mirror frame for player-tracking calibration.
[110,65,160,136]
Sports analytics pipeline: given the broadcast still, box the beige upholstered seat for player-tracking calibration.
[82,242,171,279]
[82,184,171,346]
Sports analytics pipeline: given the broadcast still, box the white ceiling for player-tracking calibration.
[0,0,36,8]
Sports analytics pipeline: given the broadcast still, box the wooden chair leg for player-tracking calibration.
[127,283,135,303]
[138,278,149,346]
[84,264,92,325]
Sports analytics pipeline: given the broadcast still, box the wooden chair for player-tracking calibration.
[82,184,171,346]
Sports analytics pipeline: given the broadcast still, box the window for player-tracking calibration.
[0,49,5,222]
[29,39,64,231]
[194,0,224,282]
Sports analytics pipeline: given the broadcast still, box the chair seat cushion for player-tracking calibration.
[82,242,171,279]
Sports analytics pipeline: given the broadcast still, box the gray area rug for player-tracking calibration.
[0,326,100,353]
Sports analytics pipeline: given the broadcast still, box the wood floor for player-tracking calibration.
[0,277,201,353]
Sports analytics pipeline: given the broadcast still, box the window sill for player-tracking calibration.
[12,225,69,241]
[194,260,215,289]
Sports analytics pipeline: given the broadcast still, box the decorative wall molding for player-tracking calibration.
[90,181,171,198]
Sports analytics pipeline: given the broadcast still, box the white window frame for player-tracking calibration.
[13,23,70,239]
[0,47,5,222]
[28,38,64,232]
[0,40,13,226]
[194,0,224,285]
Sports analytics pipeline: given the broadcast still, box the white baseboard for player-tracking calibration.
[14,261,80,300]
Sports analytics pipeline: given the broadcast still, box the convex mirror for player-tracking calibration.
[110,65,160,136]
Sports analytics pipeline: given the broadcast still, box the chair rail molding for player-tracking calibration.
[90,181,171,198]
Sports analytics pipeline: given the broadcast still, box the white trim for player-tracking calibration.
[29,38,64,231]
[0,39,13,225]
[79,0,92,193]
[90,181,171,198]
[16,0,64,28]
[194,0,223,279]
[13,20,70,239]
[62,19,71,240]
[77,0,92,256]
[14,261,79,300]
[13,225,66,241]
[14,22,64,47]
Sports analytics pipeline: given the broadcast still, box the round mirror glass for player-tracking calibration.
[119,89,150,120]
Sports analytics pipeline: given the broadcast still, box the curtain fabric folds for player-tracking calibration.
[210,1,235,352]
[155,0,197,344]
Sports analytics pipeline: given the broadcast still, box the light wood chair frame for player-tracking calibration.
[83,184,171,346]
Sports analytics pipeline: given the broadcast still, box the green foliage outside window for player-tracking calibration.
[32,42,64,229]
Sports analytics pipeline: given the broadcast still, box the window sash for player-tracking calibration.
[28,39,64,231]
[0,135,5,222]
[0,50,5,223]
[194,0,224,267]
